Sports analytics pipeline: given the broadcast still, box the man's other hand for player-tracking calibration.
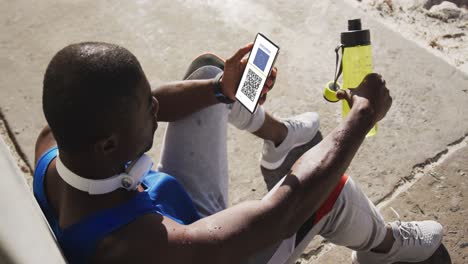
[221,43,277,105]
[337,73,392,123]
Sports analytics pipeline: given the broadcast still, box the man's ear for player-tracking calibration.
[95,134,119,155]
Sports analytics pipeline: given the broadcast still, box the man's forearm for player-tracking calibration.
[267,99,375,236]
[152,79,220,122]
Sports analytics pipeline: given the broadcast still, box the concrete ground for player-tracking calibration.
[0,0,467,263]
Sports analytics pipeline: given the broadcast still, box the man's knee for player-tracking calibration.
[192,53,224,68]
[318,176,387,251]
[186,65,222,80]
[184,53,225,79]
[314,174,349,224]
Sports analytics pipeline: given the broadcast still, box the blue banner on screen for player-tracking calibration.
[253,48,270,71]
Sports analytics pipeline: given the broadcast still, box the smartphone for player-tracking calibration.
[235,33,279,113]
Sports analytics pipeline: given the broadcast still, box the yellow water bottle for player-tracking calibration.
[323,19,377,137]
[342,19,377,136]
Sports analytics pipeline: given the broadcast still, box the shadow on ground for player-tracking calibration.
[395,244,451,264]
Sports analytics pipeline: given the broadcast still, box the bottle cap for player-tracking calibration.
[348,19,362,30]
[341,19,370,47]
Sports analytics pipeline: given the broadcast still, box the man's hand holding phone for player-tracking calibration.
[220,43,252,102]
[220,40,278,108]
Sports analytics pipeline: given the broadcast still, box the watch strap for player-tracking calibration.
[213,72,234,104]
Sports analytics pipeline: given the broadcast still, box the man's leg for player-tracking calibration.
[278,175,443,264]
[182,52,321,172]
[284,176,388,262]
[182,53,225,80]
[157,63,230,217]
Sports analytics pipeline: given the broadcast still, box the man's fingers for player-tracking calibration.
[265,68,277,90]
[241,57,248,66]
[229,43,253,62]
[259,93,267,105]
[240,58,248,72]
[336,89,351,102]
[336,90,345,100]
[266,78,274,87]
[270,67,277,78]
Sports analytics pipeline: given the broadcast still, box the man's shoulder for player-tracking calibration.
[34,126,57,167]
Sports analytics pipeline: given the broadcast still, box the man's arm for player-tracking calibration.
[138,74,392,263]
[152,79,220,122]
[151,44,251,123]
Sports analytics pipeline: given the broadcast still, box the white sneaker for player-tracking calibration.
[351,209,443,264]
[260,112,320,170]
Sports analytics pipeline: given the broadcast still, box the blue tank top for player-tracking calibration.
[33,147,200,263]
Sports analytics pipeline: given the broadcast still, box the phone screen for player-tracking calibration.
[235,33,279,113]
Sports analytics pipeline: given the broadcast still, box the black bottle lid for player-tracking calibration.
[341,19,371,47]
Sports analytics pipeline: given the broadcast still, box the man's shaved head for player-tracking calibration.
[43,42,147,152]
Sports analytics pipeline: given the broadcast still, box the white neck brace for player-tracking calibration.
[55,154,153,195]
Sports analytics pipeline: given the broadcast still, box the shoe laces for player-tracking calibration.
[285,119,304,131]
[390,207,425,246]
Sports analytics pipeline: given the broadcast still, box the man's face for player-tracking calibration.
[118,77,159,162]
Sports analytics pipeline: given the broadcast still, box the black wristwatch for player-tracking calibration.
[213,72,234,104]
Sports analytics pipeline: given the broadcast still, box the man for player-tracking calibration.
[34,42,442,264]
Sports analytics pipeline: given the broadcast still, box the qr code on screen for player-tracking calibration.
[241,69,262,102]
